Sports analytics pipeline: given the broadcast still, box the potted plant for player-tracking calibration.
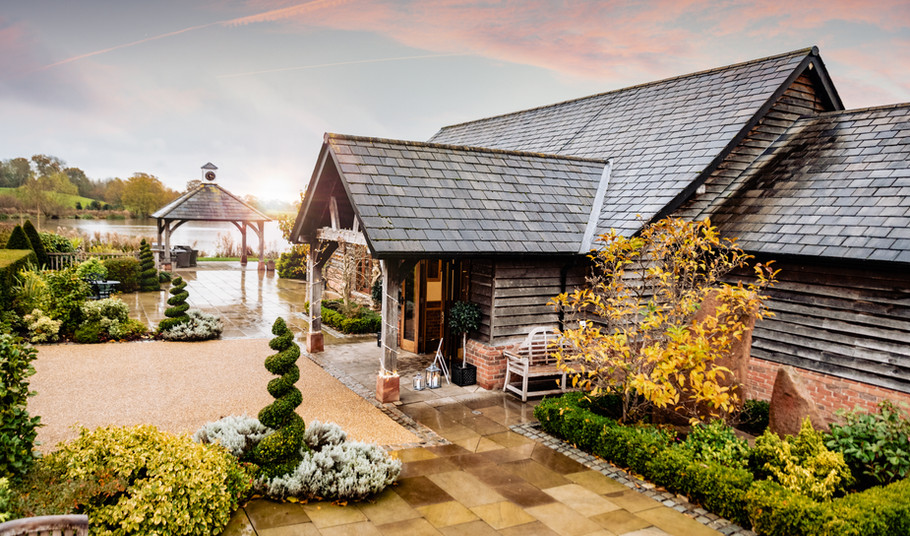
[448,301,480,386]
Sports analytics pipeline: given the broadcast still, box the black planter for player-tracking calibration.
[451,362,477,386]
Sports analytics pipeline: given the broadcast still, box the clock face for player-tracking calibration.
[205,171,216,181]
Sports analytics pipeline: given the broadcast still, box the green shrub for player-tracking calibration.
[0,334,41,479]
[138,239,158,291]
[0,477,11,522]
[157,276,189,332]
[158,270,173,283]
[22,308,61,343]
[826,400,910,488]
[5,225,31,251]
[103,257,140,292]
[43,266,91,335]
[739,399,770,436]
[251,318,306,478]
[41,425,250,536]
[682,419,750,468]
[74,298,145,343]
[75,257,107,280]
[38,231,76,254]
[751,418,853,501]
[276,244,307,280]
[8,455,128,519]
[21,221,48,268]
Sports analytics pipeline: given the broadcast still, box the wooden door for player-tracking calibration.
[399,263,420,353]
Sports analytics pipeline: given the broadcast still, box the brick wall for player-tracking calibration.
[465,338,508,390]
[747,357,910,420]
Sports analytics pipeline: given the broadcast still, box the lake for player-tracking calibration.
[47,218,290,257]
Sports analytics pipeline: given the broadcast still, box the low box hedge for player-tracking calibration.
[534,393,910,535]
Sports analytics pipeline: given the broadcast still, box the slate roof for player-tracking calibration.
[430,48,821,236]
[323,134,608,256]
[704,103,910,263]
[152,183,270,222]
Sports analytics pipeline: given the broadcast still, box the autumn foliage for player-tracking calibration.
[550,218,777,423]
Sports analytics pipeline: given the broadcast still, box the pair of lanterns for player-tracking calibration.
[413,363,442,390]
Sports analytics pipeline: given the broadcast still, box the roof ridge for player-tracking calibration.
[324,133,609,164]
[435,47,817,132]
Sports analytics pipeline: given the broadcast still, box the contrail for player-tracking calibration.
[36,22,216,71]
[34,0,349,72]
[218,54,463,79]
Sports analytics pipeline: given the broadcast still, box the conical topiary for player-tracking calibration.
[5,225,32,251]
[157,276,190,332]
[22,221,48,268]
[139,239,159,291]
[252,317,306,478]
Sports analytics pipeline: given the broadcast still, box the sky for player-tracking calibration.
[2,0,909,202]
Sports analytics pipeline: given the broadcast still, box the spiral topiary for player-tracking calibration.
[157,276,190,332]
[139,239,159,291]
[22,220,48,268]
[252,317,307,478]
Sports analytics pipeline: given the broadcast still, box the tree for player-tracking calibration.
[277,192,310,281]
[157,276,189,332]
[121,173,170,218]
[139,239,159,291]
[30,154,63,177]
[20,171,78,217]
[64,167,92,197]
[0,158,32,188]
[101,177,125,207]
[252,317,306,478]
[22,220,48,268]
[551,218,777,423]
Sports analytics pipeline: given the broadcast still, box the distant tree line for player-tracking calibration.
[0,154,180,218]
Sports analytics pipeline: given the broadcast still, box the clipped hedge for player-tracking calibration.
[102,257,140,292]
[0,250,37,305]
[307,300,381,334]
[534,393,910,535]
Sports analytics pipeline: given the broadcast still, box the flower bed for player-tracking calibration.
[534,392,910,536]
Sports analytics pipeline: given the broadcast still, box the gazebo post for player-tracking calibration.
[163,221,172,268]
[240,224,248,265]
[306,239,325,353]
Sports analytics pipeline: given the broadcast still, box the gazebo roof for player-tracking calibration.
[152,183,270,222]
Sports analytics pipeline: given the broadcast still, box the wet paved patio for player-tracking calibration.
[126,263,740,536]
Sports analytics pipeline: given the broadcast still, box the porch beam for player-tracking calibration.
[316,227,367,246]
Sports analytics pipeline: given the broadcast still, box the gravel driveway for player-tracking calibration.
[29,339,418,452]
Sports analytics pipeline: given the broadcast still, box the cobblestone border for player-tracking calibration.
[511,422,756,536]
[305,353,448,449]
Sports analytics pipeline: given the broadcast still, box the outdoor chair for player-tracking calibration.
[502,326,572,401]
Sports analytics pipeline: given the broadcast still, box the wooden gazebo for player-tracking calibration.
[152,168,270,266]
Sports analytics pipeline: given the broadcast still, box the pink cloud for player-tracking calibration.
[230,0,908,87]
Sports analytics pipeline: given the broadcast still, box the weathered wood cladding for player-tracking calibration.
[469,257,586,346]
[731,260,910,394]
[676,71,829,219]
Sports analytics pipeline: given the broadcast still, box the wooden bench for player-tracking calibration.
[0,515,88,536]
[503,326,570,402]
